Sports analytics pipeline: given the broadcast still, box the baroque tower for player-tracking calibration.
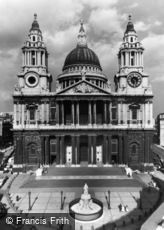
[17,14,52,95]
[115,15,152,95]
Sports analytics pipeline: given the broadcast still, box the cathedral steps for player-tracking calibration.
[20,166,143,192]
[21,178,142,192]
[46,165,126,176]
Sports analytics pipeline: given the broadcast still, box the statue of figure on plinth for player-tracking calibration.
[78,183,93,211]
[81,67,86,81]
[83,183,88,194]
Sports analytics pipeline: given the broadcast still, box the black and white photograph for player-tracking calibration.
[0,0,164,229]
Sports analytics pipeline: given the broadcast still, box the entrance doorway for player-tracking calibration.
[80,136,88,163]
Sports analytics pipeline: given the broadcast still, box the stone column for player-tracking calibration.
[103,136,107,164]
[104,101,107,124]
[93,102,97,124]
[43,51,45,66]
[60,136,64,165]
[76,102,79,125]
[88,136,92,164]
[56,137,60,164]
[41,136,45,165]
[45,136,50,165]
[108,102,111,124]
[76,136,80,164]
[72,136,75,164]
[93,136,96,164]
[106,102,109,124]
[72,102,75,125]
[56,102,60,125]
[118,135,123,164]
[61,101,64,125]
[108,135,111,164]
[46,102,49,124]
[89,101,92,125]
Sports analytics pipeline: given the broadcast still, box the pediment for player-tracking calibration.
[57,80,111,95]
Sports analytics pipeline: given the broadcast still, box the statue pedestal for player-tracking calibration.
[69,183,103,221]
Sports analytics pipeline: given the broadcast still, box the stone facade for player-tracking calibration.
[13,15,155,171]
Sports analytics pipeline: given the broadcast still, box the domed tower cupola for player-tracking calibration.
[30,13,41,32]
[56,21,109,92]
[125,15,136,34]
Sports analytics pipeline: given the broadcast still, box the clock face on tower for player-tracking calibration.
[127,72,142,88]
[25,72,39,87]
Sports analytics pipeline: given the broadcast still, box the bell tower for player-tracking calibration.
[16,14,52,94]
[114,15,152,95]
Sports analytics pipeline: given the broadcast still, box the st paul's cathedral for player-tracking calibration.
[13,14,155,171]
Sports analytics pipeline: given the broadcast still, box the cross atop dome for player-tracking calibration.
[77,20,87,47]
[128,14,132,22]
[34,13,37,21]
[79,19,85,33]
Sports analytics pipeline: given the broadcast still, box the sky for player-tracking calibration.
[0,0,164,118]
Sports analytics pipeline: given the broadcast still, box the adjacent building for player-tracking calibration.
[13,14,155,171]
[155,113,164,146]
[0,112,13,148]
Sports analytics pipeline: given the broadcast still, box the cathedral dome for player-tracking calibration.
[63,46,102,71]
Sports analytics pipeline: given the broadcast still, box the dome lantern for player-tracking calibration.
[77,20,87,47]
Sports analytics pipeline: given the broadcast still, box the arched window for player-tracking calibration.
[132,144,137,154]
[129,142,139,163]
[28,143,38,164]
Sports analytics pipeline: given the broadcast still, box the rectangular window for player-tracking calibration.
[41,51,43,65]
[132,109,137,120]
[50,101,56,122]
[131,51,134,66]
[16,104,19,124]
[32,51,35,65]
[29,109,35,120]
[123,52,125,66]
[111,102,118,121]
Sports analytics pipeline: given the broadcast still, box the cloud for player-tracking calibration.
[81,0,118,8]
[142,33,164,82]
[88,8,125,40]
[154,20,162,26]
[0,0,163,117]
[135,20,162,32]
[135,21,150,32]
[129,2,138,8]
[91,41,120,78]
